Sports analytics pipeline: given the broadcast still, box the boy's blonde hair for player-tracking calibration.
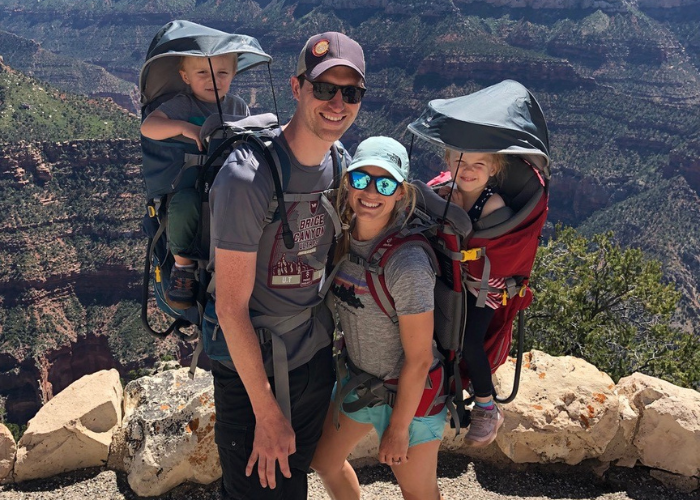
[179,53,239,73]
[445,150,508,187]
[333,175,417,264]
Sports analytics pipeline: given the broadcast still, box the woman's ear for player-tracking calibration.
[396,185,406,201]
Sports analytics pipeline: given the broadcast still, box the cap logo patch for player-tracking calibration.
[387,152,402,167]
[312,39,330,57]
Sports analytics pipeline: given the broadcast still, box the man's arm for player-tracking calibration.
[214,247,296,489]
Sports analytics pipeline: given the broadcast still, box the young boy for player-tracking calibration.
[141,53,249,309]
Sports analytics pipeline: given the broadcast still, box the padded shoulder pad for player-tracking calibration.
[412,180,472,238]
[200,112,279,141]
[474,206,515,231]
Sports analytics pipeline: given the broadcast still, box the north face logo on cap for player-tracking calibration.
[387,152,402,167]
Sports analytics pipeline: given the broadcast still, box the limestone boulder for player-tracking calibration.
[347,351,621,467]
[120,367,220,497]
[347,428,382,469]
[14,369,122,482]
[616,372,700,478]
[485,350,620,465]
[0,424,16,483]
[599,393,638,467]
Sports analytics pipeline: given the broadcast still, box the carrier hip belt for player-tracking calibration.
[333,353,445,429]
[251,308,316,422]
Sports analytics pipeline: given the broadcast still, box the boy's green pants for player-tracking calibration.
[167,187,201,256]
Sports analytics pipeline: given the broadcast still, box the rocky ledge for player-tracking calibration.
[0,351,698,497]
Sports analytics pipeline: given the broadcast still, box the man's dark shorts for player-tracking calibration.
[212,345,334,500]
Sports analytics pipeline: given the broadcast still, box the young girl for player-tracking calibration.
[311,136,445,500]
[444,149,507,447]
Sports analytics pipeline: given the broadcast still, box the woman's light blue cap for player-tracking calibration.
[347,136,410,182]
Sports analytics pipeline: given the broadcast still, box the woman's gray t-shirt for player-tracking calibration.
[331,223,436,380]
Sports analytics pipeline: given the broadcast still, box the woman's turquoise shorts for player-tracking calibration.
[332,379,447,448]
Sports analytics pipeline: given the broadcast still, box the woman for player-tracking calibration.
[311,136,445,500]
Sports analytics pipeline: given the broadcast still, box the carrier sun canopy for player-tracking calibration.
[139,20,272,110]
[407,80,551,179]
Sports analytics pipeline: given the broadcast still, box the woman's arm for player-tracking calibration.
[378,309,434,465]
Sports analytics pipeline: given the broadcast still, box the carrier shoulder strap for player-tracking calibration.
[262,140,346,249]
[351,229,439,325]
[332,140,347,180]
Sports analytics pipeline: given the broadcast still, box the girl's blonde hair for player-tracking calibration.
[444,150,508,187]
[333,174,417,264]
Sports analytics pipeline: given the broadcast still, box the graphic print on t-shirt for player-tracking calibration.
[332,271,367,310]
[269,200,327,288]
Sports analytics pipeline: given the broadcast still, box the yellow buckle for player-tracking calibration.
[501,290,508,306]
[155,265,162,283]
[519,286,527,297]
[148,205,157,218]
[460,248,481,262]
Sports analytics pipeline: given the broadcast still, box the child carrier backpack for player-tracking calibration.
[408,79,551,430]
[334,80,551,434]
[138,20,273,345]
[137,21,347,404]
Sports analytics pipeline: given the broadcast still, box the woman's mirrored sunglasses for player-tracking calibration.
[349,171,400,196]
[301,76,366,104]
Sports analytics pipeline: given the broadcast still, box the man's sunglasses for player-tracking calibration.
[349,171,400,196]
[301,76,366,104]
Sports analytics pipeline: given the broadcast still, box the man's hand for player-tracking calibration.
[246,409,296,489]
[378,423,409,467]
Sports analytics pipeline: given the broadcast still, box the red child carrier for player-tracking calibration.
[408,79,551,430]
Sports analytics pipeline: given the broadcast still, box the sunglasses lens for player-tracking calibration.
[349,171,371,190]
[311,82,365,104]
[349,172,399,196]
[312,82,337,101]
[341,86,364,104]
[376,177,399,196]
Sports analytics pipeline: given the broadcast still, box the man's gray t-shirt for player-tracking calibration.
[157,92,249,126]
[331,223,437,380]
[209,128,342,374]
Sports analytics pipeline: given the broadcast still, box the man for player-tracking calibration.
[208,32,366,499]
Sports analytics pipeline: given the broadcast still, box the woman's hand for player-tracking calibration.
[378,423,409,466]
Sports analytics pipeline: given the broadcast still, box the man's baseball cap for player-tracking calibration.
[296,32,365,85]
[347,136,410,182]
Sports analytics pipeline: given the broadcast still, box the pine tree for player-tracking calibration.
[526,225,700,390]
